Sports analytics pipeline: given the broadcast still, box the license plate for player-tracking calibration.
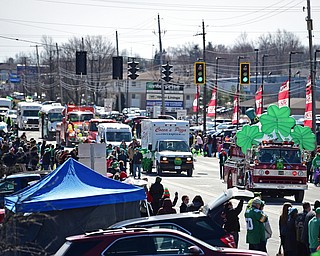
[278,170,284,175]
[175,166,181,170]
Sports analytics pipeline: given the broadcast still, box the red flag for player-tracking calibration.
[232,96,239,124]
[278,80,289,107]
[255,86,262,115]
[207,88,217,117]
[304,77,312,128]
[193,85,200,113]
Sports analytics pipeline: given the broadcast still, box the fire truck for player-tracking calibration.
[56,105,94,146]
[224,140,307,203]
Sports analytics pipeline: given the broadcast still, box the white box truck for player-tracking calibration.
[141,119,194,176]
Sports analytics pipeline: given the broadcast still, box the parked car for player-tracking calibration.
[55,227,267,256]
[0,173,41,208]
[109,188,254,248]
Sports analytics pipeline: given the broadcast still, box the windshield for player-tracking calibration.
[159,141,190,152]
[23,110,39,117]
[106,132,132,142]
[258,148,301,164]
[69,113,94,122]
[48,112,63,122]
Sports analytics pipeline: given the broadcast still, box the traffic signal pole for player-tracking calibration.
[202,20,207,136]
[157,14,165,115]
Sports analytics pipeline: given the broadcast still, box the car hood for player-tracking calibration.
[203,187,254,215]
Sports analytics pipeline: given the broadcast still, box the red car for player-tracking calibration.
[55,228,267,256]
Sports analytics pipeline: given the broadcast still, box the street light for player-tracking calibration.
[255,49,259,92]
[261,54,273,113]
[288,51,303,107]
[237,56,246,130]
[215,57,225,129]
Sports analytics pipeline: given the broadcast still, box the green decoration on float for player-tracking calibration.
[290,125,316,151]
[259,105,296,139]
[236,125,264,154]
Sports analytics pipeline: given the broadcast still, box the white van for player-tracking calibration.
[97,123,132,147]
[17,102,42,130]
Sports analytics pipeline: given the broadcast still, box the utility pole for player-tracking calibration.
[306,0,316,134]
[116,31,121,112]
[49,50,54,101]
[56,43,63,104]
[255,49,259,93]
[158,14,165,115]
[202,20,207,136]
[36,45,41,101]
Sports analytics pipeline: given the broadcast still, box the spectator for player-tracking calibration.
[296,202,312,256]
[187,195,204,212]
[223,199,244,248]
[41,147,51,170]
[278,202,292,256]
[15,147,27,172]
[284,207,298,256]
[28,146,40,171]
[302,200,320,251]
[308,207,320,253]
[149,176,164,215]
[158,188,178,209]
[132,147,143,179]
[118,149,128,171]
[245,197,268,252]
[179,195,189,213]
[157,198,176,215]
[2,147,16,167]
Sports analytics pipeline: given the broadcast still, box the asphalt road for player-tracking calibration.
[24,129,318,256]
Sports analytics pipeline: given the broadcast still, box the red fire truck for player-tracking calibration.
[224,140,307,203]
[56,105,94,146]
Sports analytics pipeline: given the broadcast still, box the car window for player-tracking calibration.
[103,236,155,255]
[152,235,202,255]
[0,181,15,193]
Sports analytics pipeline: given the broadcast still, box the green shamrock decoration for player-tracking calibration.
[291,125,316,151]
[259,105,296,140]
[236,125,264,154]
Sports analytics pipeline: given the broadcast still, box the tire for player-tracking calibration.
[187,169,193,177]
[294,190,304,203]
[157,164,162,176]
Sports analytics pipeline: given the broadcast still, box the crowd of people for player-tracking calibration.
[0,132,78,176]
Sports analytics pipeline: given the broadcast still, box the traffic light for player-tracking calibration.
[76,51,87,75]
[240,62,250,85]
[112,56,123,80]
[194,62,206,84]
[161,62,173,82]
[128,60,139,80]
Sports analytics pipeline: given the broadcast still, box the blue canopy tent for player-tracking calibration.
[4,158,146,254]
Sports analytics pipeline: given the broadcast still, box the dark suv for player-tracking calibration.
[109,188,254,248]
[55,228,267,256]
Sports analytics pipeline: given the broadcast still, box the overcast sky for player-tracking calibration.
[0,0,319,62]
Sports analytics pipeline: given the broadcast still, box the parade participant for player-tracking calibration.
[245,197,268,252]
[312,149,320,185]
[219,148,228,180]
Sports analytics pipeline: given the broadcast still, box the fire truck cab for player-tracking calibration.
[224,140,307,203]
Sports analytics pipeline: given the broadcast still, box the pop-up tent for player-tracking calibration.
[4,158,146,254]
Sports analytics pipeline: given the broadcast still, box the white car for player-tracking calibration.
[5,109,17,122]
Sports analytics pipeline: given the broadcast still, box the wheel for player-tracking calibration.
[157,164,162,176]
[187,169,193,177]
[294,190,304,203]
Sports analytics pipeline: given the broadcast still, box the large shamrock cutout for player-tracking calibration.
[291,125,316,151]
[236,125,264,154]
[259,105,296,140]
